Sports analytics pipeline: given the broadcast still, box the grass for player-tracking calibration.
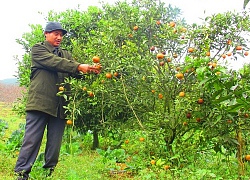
[0,102,137,180]
[1,101,250,179]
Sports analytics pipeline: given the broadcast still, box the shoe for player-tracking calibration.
[16,172,29,180]
[45,167,55,177]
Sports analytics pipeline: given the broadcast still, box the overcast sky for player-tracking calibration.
[0,0,246,80]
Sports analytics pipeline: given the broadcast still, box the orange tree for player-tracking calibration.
[14,0,250,177]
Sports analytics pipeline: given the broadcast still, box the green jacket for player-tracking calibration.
[26,41,81,119]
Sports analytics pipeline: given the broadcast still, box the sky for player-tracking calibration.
[0,0,246,80]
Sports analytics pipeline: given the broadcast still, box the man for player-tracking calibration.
[14,21,100,180]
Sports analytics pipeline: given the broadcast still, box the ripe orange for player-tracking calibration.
[244,113,249,118]
[163,165,170,170]
[196,118,201,122]
[186,112,192,118]
[180,27,187,33]
[245,155,250,161]
[197,98,204,104]
[212,62,217,68]
[159,61,165,66]
[128,34,133,38]
[125,139,129,144]
[150,160,156,165]
[226,52,232,56]
[58,86,64,91]
[221,54,226,59]
[206,51,211,56]
[167,58,171,62]
[244,51,249,56]
[133,25,139,31]
[227,39,232,45]
[158,93,163,99]
[176,67,181,71]
[188,47,194,53]
[92,56,100,63]
[176,73,184,80]
[113,72,119,77]
[173,53,178,58]
[66,120,73,125]
[89,91,94,97]
[151,89,155,93]
[156,20,161,25]
[236,45,243,51]
[227,120,232,124]
[169,21,176,27]
[179,91,185,97]
[139,137,145,142]
[82,87,87,91]
[106,72,112,79]
[157,53,164,59]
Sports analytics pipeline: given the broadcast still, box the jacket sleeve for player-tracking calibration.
[31,43,80,74]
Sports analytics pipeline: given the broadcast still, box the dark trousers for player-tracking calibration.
[14,110,66,174]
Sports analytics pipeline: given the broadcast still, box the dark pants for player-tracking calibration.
[14,110,66,174]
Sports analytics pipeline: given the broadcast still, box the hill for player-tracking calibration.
[0,78,18,85]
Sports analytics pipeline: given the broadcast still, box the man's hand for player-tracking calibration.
[78,64,101,74]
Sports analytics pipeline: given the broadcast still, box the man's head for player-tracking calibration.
[44,22,67,47]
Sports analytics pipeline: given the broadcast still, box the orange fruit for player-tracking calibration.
[245,155,250,161]
[163,165,170,170]
[113,72,119,77]
[179,91,185,97]
[128,34,133,38]
[176,73,184,80]
[173,53,178,58]
[158,93,163,99]
[88,91,94,97]
[150,160,156,165]
[151,89,156,93]
[139,137,145,142]
[157,53,164,59]
[236,45,243,50]
[133,25,139,31]
[244,113,249,118]
[82,87,87,91]
[180,27,187,33]
[227,120,232,124]
[183,122,188,126]
[169,21,176,27]
[197,98,204,104]
[244,51,249,56]
[66,120,73,125]
[206,51,210,56]
[167,58,171,62]
[221,54,226,59]
[125,139,129,144]
[212,62,217,68]
[156,20,161,25]
[92,56,100,63]
[159,61,165,66]
[186,112,192,118]
[106,73,112,79]
[176,67,181,71]
[188,47,194,53]
[196,118,201,122]
[215,71,221,76]
[227,39,232,45]
[58,86,64,91]
[226,52,232,56]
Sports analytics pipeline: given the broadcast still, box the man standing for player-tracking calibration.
[14,21,100,180]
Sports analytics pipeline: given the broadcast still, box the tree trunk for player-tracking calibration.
[236,129,245,177]
[92,129,99,150]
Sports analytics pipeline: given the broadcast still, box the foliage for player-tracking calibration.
[11,0,250,178]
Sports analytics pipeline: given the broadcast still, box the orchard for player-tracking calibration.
[12,0,250,179]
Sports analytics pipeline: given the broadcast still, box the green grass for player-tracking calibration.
[1,101,250,180]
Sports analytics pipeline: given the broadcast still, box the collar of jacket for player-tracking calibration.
[44,40,61,54]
